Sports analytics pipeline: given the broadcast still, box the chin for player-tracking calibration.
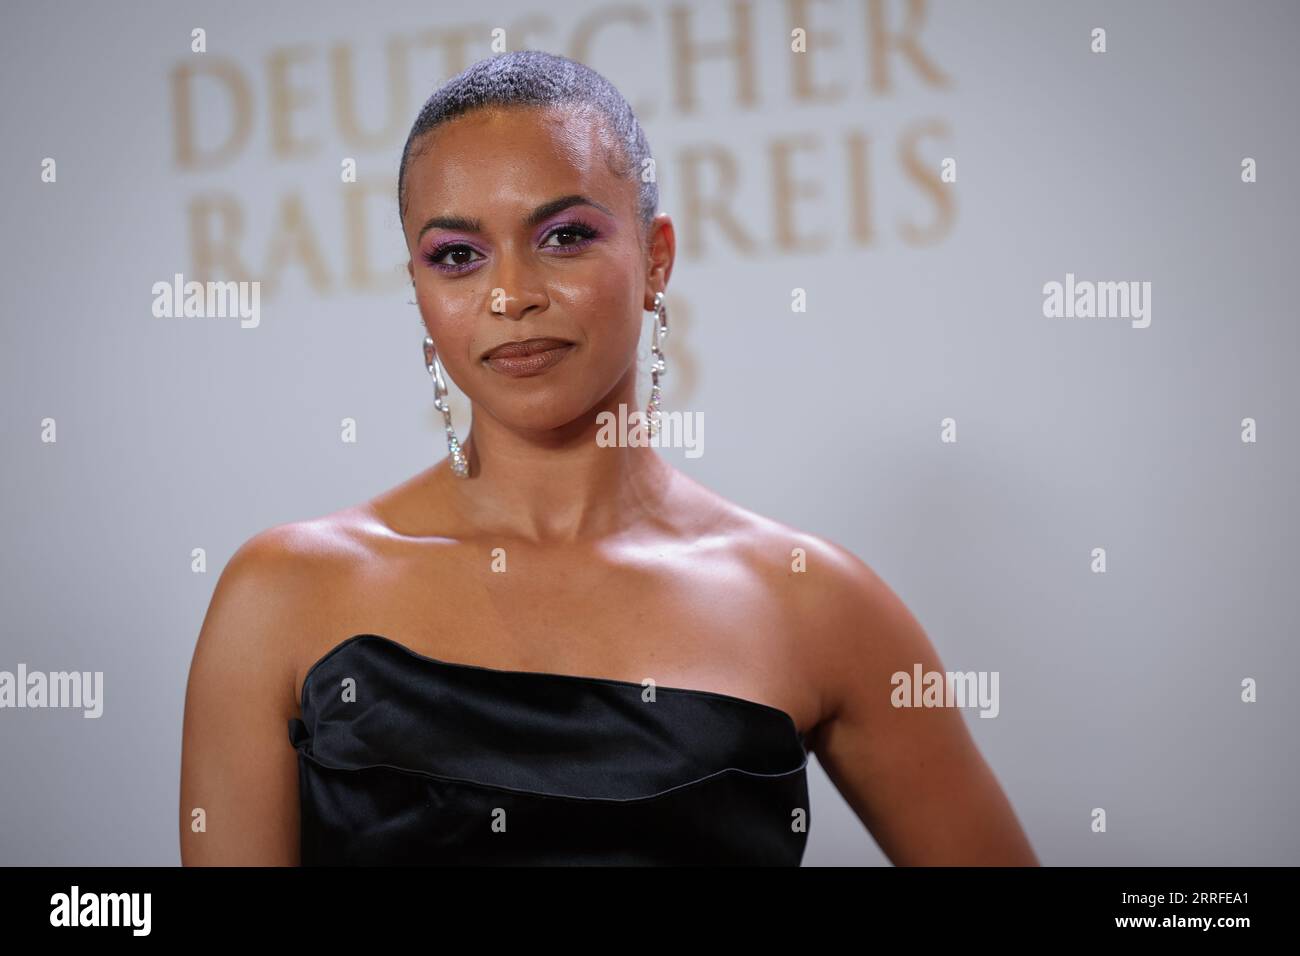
[480,394,593,433]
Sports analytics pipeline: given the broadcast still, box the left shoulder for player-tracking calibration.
[697,487,933,707]
[695,486,898,626]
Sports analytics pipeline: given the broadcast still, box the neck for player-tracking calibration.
[439,377,674,543]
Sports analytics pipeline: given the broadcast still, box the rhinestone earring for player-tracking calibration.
[646,291,668,437]
[423,335,469,478]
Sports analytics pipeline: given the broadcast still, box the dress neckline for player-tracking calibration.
[300,632,806,742]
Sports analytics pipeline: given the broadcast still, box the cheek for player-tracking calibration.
[563,262,644,355]
[416,291,478,373]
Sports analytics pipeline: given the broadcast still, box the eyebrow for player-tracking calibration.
[416,194,614,241]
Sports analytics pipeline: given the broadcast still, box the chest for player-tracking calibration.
[298,540,821,736]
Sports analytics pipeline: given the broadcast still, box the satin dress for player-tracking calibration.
[288,634,811,865]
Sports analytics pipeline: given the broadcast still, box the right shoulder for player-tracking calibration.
[221,510,372,594]
[192,509,377,707]
[182,511,381,864]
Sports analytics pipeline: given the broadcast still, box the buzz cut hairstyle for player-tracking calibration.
[397,49,658,239]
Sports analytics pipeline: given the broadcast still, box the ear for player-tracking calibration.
[406,259,414,284]
[643,213,676,310]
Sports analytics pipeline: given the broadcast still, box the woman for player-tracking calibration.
[179,50,1038,866]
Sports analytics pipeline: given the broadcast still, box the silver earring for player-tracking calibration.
[646,291,668,436]
[423,336,469,478]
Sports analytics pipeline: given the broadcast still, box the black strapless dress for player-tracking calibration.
[287,634,811,865]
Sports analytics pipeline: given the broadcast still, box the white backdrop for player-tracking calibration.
[1,0,1297,865]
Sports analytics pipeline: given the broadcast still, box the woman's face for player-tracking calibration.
[402,105,666,433]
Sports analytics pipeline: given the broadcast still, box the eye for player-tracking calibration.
[541,222,599,251]
[423,243,483,271]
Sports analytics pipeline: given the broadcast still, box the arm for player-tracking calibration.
[179,529,304,865]
[804,541,1039,865]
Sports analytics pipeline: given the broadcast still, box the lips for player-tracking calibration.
[481,337,575,361]
[480,336,576,378]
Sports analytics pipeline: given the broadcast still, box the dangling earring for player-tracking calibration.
[423,335,469,478]
[646,291,668,437]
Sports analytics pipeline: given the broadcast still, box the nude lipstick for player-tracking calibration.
[481,337,576,377]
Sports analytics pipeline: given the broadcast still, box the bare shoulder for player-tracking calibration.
[191,504,381,708]
[680,474,898,621]
[181,504,387,864]
[678,475,932,723]
[223,507,375,583]
[219,507,375,617]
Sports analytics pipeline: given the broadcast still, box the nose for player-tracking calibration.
[487,246,548,321]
